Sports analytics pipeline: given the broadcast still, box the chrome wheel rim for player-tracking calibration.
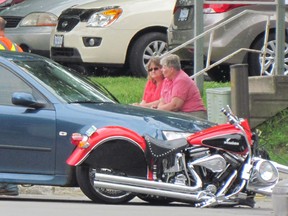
[90,168,131,199]
[259,40,288,76]
[143,40,167,69]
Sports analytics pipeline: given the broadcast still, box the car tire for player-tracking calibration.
[248,32,288,76]
[76,166,135,204]
[128,32,168,77]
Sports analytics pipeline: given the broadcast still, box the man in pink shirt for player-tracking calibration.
[157,54,207,119]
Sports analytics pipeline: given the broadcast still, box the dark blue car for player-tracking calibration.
[0,51,212,191]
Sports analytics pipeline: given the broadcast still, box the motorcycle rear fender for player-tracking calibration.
[66,126,148,178]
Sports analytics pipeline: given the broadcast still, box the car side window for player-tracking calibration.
[0,66,33,106]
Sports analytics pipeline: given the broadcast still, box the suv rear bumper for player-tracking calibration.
[168,28,195,62]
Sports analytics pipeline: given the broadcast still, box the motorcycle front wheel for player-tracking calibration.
[76,166,136,204]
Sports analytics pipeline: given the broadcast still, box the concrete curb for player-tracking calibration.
[19,185,84,196]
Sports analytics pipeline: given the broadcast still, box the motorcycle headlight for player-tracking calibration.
[255,160,279,183]
[162,131,192,141]
[20,12,58,27]
[87,8,122,27]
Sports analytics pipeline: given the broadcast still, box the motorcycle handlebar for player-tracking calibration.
[221,107,239,125]
[222,106,253,180]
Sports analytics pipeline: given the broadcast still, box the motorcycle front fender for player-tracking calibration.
[66,126,147,166]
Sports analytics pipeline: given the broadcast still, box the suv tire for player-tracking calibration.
[249,32,288,76]
[128,32,168,77]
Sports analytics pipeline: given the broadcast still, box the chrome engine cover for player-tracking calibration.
[189,154,227,173]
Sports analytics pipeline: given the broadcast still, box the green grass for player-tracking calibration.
[257,110,288,164]
[91,76,230,105]
[91,76,147,104]
[91,76,287,165]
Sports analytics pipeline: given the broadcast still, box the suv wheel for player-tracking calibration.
[128,32,168,77]
[249,32,288,76]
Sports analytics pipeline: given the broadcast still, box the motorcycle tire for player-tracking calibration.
[76,166,136,204]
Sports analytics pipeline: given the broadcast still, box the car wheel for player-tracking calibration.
[76,166,135,204]
[129,32,168,77]
[248,32,288,76]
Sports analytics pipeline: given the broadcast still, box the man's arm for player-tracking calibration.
[157,97,184,111]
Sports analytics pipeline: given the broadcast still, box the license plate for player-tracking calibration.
[54,35,64,47]
[178,8,190,22]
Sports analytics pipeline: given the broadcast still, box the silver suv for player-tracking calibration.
[168,2,288,81]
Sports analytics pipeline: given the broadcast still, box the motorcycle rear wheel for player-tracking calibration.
[76,166,136,204]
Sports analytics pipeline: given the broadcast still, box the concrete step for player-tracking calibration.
[248,75,288,128]
[249,76,288,94]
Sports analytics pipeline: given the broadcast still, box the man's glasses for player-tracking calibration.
[148,67,160,72]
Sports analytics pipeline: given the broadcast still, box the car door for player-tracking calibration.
[0,65,56,176]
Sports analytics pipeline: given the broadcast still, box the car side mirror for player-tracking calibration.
[12,92,46,109]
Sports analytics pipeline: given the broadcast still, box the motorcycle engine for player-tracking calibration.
[172,174,188,186]
[186,146,246,193]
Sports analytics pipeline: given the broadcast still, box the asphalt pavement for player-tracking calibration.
[17,185,274,210]
[0,185,276,216]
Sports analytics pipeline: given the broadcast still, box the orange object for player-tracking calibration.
[0,36,23,52]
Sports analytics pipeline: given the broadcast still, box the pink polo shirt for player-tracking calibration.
[143,79,163,103]
[161,70,206,112]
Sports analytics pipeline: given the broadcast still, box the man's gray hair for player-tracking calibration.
[160,54,181,71]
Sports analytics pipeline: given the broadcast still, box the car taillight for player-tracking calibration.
[203,4,247,14]
[173,6,179,14]
[71,133,90,149]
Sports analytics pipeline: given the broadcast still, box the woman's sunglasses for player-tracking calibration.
[148,67,160,72]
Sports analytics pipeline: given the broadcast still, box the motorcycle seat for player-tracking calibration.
[144,134,188,159]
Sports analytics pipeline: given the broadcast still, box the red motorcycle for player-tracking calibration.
[66,106,288,207]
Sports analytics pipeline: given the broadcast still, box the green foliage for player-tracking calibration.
[257,109,288,164]
[91,76,287,164]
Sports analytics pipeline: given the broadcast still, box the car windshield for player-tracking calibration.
[13,58,116,104]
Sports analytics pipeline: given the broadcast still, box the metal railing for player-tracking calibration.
[164,10,274,79]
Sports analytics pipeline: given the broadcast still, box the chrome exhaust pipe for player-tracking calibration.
[94,173,211,202]
[95,181,210,202]
[96,173,201,193]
